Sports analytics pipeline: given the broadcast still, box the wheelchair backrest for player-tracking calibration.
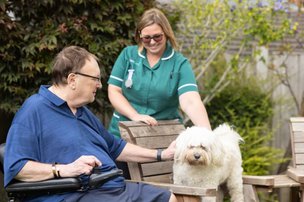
[0,143,5,173]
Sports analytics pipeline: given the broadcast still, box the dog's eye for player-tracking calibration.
[201,145,206,150]
[188,145,194,149]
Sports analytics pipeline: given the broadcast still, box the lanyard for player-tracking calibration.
[125,69,134,88]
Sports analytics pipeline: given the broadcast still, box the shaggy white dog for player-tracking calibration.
[173,124,244,202]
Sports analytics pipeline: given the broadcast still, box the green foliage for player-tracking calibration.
[166,0,294,175]
[169,0,296,99]
[206,77,286,175]
[0,0,154,123]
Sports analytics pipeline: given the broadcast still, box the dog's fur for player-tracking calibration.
[173,124,244,202]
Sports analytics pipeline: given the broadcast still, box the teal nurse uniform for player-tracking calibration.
[107,43,198,138]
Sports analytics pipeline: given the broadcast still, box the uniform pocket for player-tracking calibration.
[168,72,179,96]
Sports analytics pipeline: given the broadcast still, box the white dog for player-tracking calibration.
[173,124,244,202]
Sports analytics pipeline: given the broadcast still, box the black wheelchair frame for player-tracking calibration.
[0,143,122,202]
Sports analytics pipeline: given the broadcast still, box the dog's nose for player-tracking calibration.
[194,153,201,160]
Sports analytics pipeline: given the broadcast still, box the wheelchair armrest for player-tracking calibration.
[5,169,123,196]
[6,177,81,194]
[89,169,123,188]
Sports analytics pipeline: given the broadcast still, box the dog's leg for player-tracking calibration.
[226,169,244,202]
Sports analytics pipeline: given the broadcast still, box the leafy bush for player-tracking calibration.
[206,77,286,175]
[0,0,154,125]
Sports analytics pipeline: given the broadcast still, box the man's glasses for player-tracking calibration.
[74,72,101,83]
[140,33,164,44]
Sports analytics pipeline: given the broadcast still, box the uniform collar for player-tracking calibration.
[138,42,175,61]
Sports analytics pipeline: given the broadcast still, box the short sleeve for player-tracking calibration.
[4,123,39,187]
[107,47,128,87]
[177,59,198,96]
[100,126,127,160]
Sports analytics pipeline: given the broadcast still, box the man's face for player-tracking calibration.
[74,57,102,105]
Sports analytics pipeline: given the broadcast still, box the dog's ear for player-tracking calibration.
[174,147,182,163]
[174,141,189,164]
[174,134,185,163]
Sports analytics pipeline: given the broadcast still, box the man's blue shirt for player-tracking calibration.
[4,85,127,201]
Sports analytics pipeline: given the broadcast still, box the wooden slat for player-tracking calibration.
[143,174,173,183]
[295,143,304,153]
[119,119,181,127]
[297,165,304,169]
[290,117,304,122]
[126,162,142,181]
[273,175,301,188]
[120,127,135,144]
[242,175,275,186]
[290,122,297,168]
[126,180,217,198]
[287,167,304,183]
[136,135,178,148]
[119,121,185,138]
[141,181,217,196]
[290,122,304,131]
[295,154,304,165]
[294,132,304,142]
[141,161,174,176]
[121,124,184,138]
[243,175,301,188]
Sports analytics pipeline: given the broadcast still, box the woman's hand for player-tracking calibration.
[130,114,158,126]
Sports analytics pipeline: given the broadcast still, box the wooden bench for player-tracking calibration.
[119,120,217,202]
[286,117,304,201]
[119,120,303,202]
[243,174,302,201]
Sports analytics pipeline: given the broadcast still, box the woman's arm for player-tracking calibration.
[179,91,211,130]
[108,84,157,125]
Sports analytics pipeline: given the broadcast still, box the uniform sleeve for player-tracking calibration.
[107,47,128,87]
[177,58,198,96]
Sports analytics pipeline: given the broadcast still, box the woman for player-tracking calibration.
[107,8,211,178]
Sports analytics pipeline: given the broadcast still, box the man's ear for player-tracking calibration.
[67,73,76,89]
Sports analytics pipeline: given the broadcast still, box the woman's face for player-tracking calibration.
[140,23,166,56]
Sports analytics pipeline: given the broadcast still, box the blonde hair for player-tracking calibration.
[135,8,178,49]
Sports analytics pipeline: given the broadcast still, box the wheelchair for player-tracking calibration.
[0,143,122,202]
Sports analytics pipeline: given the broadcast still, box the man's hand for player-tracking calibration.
[161,140,176,161]
[58,155,102,177]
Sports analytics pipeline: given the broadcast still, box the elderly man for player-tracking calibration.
[4,46,177,202]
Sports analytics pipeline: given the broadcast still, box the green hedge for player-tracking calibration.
[206,78,286,175]
[0,0,154,125]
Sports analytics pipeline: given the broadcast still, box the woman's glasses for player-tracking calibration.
[140,33,164,44]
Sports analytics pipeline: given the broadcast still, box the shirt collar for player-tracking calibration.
[138,42,175,61]
[39,85,66,106]
[39,85,83,116]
